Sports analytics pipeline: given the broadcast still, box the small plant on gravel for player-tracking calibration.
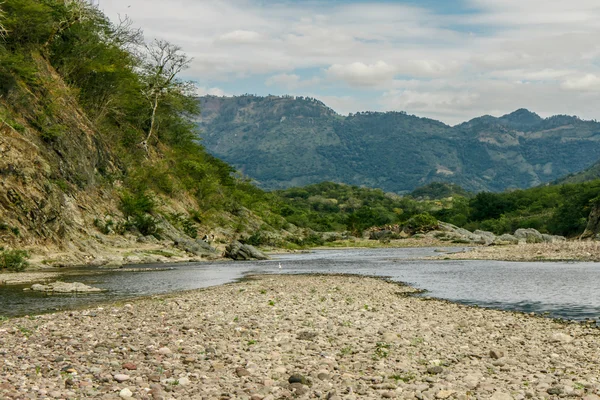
[260,289,267,294]
[345,297,354,304]
[268,300,275,306]
[320,296,326,302]
[410,336,424,346]
[573,382,584,390]
[373,342,391,359]
[390,372,416,383]
[339,346,353,357]
[247,340,256,345]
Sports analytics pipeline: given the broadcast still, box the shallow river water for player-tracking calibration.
[1,247,599,320]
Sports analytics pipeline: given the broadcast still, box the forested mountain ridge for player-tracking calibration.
[196,96,600,193]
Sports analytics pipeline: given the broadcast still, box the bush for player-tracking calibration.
[0,249,29,272]
[405,212,438,233]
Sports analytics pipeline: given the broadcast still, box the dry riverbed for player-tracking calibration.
[1,275,599,400]
[434,241,600,262]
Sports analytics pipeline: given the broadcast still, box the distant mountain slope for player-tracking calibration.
[196,96,600,192]
[554,160,600,184]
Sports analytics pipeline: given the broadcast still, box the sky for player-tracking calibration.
[97,0,600,125]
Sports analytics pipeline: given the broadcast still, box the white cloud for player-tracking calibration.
[195,86,230,97]
[97,0,600,124]
[326,61,396,87]
[561,74,600,91]
[216,30,262,45]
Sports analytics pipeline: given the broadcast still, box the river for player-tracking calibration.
[1,247,599,320]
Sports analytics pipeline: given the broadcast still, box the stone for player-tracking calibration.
[436,390,455,399]
[236,367,251,377]
[288,374,308,385]
[114,374,130,383]
[157,347,172,355]
[119,388,133,399]
[122,362,137,370]
[514,229,543,244]
[547,386,563,395]
[427,366,443,375]
[490,350,504,359]
[550,333,573,343]
[224,241,269,261]
[29,281,103,293]
[490,392,513,400]
[178,377,191,386]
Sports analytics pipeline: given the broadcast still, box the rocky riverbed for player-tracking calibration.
[434,241,600,262]
[0,275,599,400]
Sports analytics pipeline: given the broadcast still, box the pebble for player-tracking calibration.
[114,374,130,383]
[0,275,597,400]
[119,387,133,398]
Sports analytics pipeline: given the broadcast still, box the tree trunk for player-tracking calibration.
[139,93,160,154]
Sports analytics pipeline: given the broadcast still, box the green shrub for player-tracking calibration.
[0,249,29,272]
[405,212,438,233]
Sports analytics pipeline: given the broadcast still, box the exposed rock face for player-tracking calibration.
[224,241,269,261]
[580,203,600,240]
[28,281,103,293]
[514,229,544,243]
[434,224,565,245]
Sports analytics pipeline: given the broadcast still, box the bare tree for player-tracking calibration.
[45,0,94,47]
[139,39,192,153]
[0,2,7,40]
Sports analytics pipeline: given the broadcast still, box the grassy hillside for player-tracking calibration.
[197,97,600,193]
[0,0,287,266]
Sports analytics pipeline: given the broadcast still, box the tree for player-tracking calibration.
[0,2,6,40]
[139,39,192,153]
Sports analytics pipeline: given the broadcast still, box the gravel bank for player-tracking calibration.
[0,274,599,400]
[434,242,600,262]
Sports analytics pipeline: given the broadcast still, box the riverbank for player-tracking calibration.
[0,275,598,400]
[433,241,600,262]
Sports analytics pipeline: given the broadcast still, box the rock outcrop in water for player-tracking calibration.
[224,241,269,261]
[27,281,103,293]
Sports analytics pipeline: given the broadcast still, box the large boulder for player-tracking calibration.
[494,234,519,245]
[473,230,496,245]
[581,203,600,240]
[225,241,269,261]
[514,228,544,243]
[541,234,566,243]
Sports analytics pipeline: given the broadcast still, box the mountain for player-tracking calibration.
[554,159,600,184]
[196,96,600,193]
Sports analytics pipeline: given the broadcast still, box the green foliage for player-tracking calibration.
[405,213,438,233]
[0,249,29,272]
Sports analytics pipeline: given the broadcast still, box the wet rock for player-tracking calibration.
[29,281,103,293]
[224,241,269,261]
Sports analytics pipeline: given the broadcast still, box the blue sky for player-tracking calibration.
[99,0,600,125]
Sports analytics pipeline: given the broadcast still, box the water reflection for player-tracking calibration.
[1,247,599,321]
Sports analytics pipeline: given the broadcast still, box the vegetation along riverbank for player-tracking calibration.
[1,274,599,399]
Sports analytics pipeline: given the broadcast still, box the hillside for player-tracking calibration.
[0,0,288,267]
[197,97,600,193]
